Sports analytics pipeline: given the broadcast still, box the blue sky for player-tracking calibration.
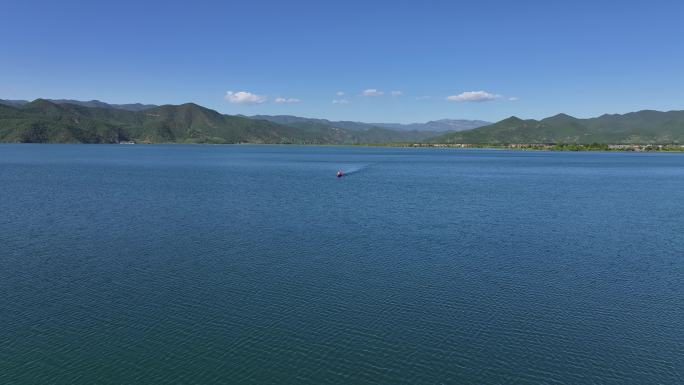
[2,0,683,123]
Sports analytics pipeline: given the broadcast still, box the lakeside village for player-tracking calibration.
[407,143,684,152]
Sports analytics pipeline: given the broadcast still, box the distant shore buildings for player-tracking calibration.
[410,143,684,151]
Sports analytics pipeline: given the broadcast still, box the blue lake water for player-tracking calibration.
[1,144,682,384]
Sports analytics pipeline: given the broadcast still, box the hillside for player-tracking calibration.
[375,119,491,132]
[274,120,437,143]
[0,100,437,144]
[432,111,684,144]
[4,99,684,145]
[250,114,444,142]
[0,100,325,144]
[252,115,489,132]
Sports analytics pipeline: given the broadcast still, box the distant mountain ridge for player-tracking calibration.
[374,119,491,132]
[432,110,684,144]
[0,99,29,107]
[0,98,157,112]
[249,115,372,131]
[251,115,490,132]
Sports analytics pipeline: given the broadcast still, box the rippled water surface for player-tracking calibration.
[1,144,683,384]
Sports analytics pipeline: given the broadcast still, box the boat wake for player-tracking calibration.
[337,164,368,177]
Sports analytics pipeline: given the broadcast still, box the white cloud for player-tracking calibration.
[508,97,519,101]
[416,95,431,100]
[275,97,301,104]
[332,99,350,104]
[225,91,267,104]
[446,91,501,102]
[336,91,345,96]
[390,90,403,96]
[361,88,384,97]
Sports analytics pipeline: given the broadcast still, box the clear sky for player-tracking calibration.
[2,0,683,123]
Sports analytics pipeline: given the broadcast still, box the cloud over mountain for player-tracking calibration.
[447,91,500,102]
[225,91,267,104]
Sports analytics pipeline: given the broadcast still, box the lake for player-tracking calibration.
[1,144,682,384]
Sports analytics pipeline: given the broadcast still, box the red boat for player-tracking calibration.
[337,170,344,178]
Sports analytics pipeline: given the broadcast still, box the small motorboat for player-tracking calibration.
[337,170,344,178]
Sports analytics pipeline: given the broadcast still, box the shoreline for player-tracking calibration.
[374,143,684,152]
[2,141,684,152]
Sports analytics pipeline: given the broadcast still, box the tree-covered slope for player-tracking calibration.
[0,100,437,144]
[0,100,320,144]
[431,110,684,144]
[251,116,440,143]
[0,100,140,143]
[4,99,684,145]
[252,114,490,132]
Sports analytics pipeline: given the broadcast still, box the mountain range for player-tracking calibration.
[433,111,684,144]
[250,115,490,132]
[1,98,684,144]
[0,99,438,144]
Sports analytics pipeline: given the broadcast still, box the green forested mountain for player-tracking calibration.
[3,99,684,145]
[432,111,684,144]
[251,117,439,143]
[0,99,435,144]
[0,100,317,144]
[251,114,489,132]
